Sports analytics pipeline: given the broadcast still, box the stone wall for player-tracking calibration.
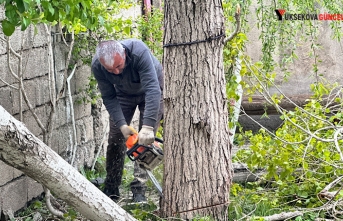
[0,3,144,218]
[0,9,104,219]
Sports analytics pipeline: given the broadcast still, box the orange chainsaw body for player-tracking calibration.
[125,134,163,171]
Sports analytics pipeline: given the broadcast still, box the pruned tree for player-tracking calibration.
[161,1,232,220]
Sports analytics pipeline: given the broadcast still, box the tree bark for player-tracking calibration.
[0,105,136,221]
[161,1,232,220]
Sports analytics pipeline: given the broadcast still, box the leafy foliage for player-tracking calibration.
[226,0,343,220]
[80,156,107,181]
[70,1,139,104]
[0,0,136,36]
[136,5,164,62]
[235,83,343,195]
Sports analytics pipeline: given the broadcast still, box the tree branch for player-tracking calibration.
[6,38,20,81]
[67,65,78,166]
[0,78,18,89]
[0,105,137,220]
[318,176,343,200]
[242,56,334,126]
[334,127,343,161]
[224,4,241,45]
[57,31,75,102]
[91,121,109,170]
[5,36,46,132]
[43,186,64,218]
[59,23,70,47]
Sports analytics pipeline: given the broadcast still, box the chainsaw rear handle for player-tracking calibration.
[154,137,163,144]
[126,136,163,161]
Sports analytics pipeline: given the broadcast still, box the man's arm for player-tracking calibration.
[136,47,162,128]
[91,60,126,128]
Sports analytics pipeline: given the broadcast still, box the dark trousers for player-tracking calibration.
[105,93,163,195]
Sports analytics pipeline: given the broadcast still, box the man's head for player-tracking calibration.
[96,40,126,75]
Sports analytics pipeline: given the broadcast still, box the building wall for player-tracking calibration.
[238,1,343,132]
[0,8,105,218]
[0,3,143,217]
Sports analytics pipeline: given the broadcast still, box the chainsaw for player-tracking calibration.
[126,132,163,196]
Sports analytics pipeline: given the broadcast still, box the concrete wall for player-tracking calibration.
[0,11,105,218]
[238,1,343,132]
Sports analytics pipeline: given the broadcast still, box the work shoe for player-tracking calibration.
[90,177,104,188]
[103,187,120,202]
[133,193,147,203]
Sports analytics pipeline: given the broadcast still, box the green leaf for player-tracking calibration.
[98,15,104,25]
[34,25,38,35]
[45,8,58,22]
[5,4,20,25]
[2,20,16,36]
[15,0,26,13]
[123,26,130,35]
[48,4,54,15]
[21,17,31,31]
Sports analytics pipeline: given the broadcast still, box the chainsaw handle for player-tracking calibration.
[154,137,163,144]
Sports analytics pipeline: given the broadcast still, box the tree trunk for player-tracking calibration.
[161,1,232,220]
[0,105,136,221]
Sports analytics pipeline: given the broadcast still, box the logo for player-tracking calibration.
[275,9,286,20]
[275,9,343,21]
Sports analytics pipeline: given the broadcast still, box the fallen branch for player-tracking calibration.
[251,179,343,221]
[232,162,264,183]
[0,105,137,221]
[262,211,304,221]
[319,176,343,200]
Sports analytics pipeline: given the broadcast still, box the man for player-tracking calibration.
[91,39,163,203]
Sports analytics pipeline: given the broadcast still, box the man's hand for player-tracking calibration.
[120,125,137,140]
[138,125,154,145]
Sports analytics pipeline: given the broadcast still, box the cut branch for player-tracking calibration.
[262,211,304,221]
[0,105,137,221]
[319,176,343,200]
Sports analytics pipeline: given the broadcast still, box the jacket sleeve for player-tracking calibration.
[136,47,162,127]
[92,61,127,128]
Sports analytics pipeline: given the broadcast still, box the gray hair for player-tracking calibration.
[96,40,125,67]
